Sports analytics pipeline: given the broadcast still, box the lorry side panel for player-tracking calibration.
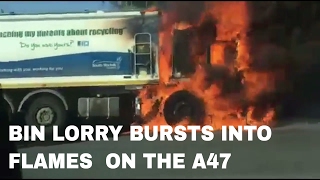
[0,12,160,89]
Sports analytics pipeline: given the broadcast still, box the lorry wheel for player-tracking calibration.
[163,90,205,126]
[25,95,67,137]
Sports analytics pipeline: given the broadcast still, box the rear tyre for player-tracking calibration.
[25,95,67,137]
[163,90,205,126]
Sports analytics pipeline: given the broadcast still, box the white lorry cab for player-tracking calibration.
[0,10,161,135]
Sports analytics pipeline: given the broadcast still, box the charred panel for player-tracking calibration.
[171,27,236,78]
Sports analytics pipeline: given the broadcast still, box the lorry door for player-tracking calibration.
[171,29,196,78]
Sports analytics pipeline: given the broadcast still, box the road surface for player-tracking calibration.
[18,122,320,179]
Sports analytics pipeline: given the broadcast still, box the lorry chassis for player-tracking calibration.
[4,87,137,136]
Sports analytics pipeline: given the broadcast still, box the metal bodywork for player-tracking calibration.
[0,10,161,120]
[0,10,161,89]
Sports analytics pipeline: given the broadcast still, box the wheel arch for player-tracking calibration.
[17,89,68,112]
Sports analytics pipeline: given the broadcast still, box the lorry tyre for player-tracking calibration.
[25,95,67,137]
[163,90,205,126]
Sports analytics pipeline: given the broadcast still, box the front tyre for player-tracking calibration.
[163,90,205,126]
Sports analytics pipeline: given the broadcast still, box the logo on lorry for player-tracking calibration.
[92,57,122,70]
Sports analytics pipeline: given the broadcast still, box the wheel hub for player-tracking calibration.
[36,107,54,125]
[173,102,192,118]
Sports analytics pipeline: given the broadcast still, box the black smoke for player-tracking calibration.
[247,1,320,120]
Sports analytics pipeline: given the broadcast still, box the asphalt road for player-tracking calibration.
[18,122,320,179]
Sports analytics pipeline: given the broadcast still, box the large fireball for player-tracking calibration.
[137,1,290,130]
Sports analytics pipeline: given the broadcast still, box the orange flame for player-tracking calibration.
[138,1,287,130]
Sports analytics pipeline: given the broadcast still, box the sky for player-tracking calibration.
[0,1,118,14]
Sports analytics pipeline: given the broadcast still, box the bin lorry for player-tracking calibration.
[0,9,240,136]
[0,10,163,136]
